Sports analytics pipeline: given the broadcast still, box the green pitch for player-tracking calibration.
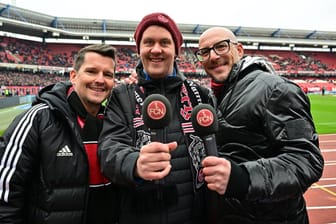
[0,95,335,136]
[309,94,336,134]
[0,104,31,136]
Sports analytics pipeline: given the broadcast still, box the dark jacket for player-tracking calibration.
[98,62,214,224]
[0,81,118,224]
[210,56,324,223]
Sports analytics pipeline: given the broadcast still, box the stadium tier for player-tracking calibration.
[1,36,336,96]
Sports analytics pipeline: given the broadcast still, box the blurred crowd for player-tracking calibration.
[1,36,335,96]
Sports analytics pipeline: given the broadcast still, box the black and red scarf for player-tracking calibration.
[67,88,109,187]
[132,79,207,190]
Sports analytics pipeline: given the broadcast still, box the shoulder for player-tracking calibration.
[185,79,210,92]
[106,84,136,114]
[185,79,215,105]
[113,83,136,96]
[257,72,302,93]
[15,103,50,124]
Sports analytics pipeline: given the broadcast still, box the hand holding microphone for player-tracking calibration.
[136,94,176,183]
[192,104,232,194]
[191,103,218,156]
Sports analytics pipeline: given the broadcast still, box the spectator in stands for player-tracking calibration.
[98,12,215,224]
[194,26,324,223]
[0,44,119,224]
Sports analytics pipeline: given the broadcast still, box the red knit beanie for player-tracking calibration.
[134,12,183,55]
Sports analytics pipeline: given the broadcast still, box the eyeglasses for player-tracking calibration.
[195,39,238,62]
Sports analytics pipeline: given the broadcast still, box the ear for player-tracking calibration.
[69,70,77,84]
[237,43,244,57]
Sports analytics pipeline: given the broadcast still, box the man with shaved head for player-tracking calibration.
[195,27,324,223]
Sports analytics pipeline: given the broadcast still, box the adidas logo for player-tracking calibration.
[56,145,73,157]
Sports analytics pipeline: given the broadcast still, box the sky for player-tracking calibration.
[1,0,336,32]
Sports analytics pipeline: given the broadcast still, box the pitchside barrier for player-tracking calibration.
[0,95,35,109]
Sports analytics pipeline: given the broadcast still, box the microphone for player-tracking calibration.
[142,94,172,142]
[191,104,218,156]
[142,94,172,185]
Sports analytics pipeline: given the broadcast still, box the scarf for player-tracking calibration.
[132,79,207,191]
[210,79,225,99]
[67,89,109,187]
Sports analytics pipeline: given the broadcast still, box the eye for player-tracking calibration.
[199,49,210,56]
[104,73,114,79]
[215,42,228,51]
[161,39,171,46]
[85,69,97,74]
[143,39,154,46]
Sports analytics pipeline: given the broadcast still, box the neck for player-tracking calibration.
[67,90,100,118]
[210,79,225,100]
[84,104,99,117]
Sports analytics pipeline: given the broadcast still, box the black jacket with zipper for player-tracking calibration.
[209,56,324,223]
[0,81,119,224]
[98,62,215,224]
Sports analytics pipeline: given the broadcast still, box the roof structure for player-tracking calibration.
[1,3,336,50]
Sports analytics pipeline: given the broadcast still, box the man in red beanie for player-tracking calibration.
[99,12,215,224]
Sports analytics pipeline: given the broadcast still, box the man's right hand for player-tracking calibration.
[135,141,177,181]
[202,156,231,195]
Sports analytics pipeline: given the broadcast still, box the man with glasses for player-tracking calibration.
[195,27,324,223]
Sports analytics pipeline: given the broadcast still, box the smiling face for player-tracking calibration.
[139,25,176,79]
[70,51,115,115]
[198,27,244,83]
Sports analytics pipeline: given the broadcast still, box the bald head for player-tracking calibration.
[199,27,237,45]
[196,26,244,83]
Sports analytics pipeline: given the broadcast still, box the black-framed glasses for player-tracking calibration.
[195,39,238,62]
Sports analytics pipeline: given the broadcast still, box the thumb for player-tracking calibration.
[167,141,178,152]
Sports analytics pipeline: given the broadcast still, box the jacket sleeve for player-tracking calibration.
[244,80,324,202]
[98,85,140,186]
[0,105,42,223]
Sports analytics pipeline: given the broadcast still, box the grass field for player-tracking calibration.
[0,94,335,136]
[309,94,336,134]
[0,104,31,135]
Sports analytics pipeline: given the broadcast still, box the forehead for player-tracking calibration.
[199,29,229,47]
[81,52,115,68]
[141,25,173,40]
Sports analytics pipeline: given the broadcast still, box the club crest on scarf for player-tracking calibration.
[188,134,206,187]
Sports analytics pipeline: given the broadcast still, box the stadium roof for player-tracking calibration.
[1,3,336,50]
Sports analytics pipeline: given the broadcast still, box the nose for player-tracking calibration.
[150,43,162,53]
[95,72,105,83]
[209,48,219,59]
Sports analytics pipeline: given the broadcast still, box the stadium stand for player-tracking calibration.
[1,36,336,96]
[0,3,336,96]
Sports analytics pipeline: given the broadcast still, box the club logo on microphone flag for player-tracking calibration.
[196,108,214,127]
[147,100,166,120]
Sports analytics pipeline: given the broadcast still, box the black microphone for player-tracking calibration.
[142,94,172,185]
[191,104,218,156]
[142,94,172,142]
